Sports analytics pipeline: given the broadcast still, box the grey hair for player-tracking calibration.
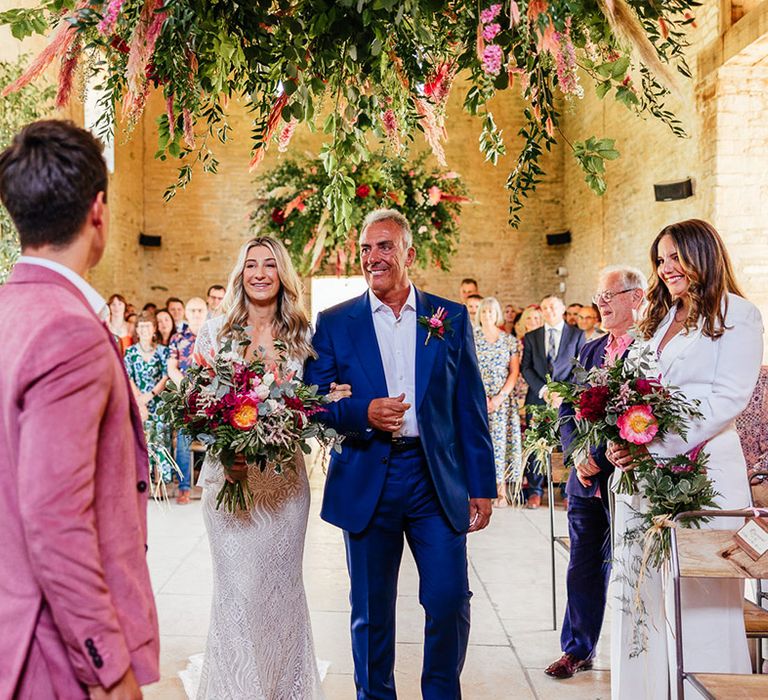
[599,265,648,291]
[360,208,413,248]
[477,296,503,326]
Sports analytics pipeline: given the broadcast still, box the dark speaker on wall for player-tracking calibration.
[546,231,572,246]
[654,178,694,202]
[139,233,162,247]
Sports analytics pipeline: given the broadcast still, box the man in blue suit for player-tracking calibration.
[544,266,647,679]
[304,209,496,699]
[521,295,585,507]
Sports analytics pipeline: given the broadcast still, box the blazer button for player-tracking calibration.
[137,480,148,492]
[85,638,95,649]
[381,457,388,464]
[93,656,104,669]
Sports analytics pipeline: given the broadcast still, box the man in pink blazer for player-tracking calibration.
[0,121,159,699]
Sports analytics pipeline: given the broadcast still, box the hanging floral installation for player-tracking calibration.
[1,0,697,229]
[249,152,469,276]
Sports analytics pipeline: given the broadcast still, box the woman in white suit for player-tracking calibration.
[608,219,764,699]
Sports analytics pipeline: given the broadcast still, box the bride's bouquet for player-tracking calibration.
[549,344,703,495]
[159,329,342,512]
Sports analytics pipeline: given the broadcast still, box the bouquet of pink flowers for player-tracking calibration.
[159,331,342,512]
[549,345,703,495]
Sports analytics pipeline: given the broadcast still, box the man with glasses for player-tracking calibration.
[521,295,585,508]
[576,304,605,342]
[545,266,646,680]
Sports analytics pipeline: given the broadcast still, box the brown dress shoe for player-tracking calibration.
[544,653,593,679]
[526,494,542,509]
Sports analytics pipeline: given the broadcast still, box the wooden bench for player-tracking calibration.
[685,672,768,699]
[671,513,768,697]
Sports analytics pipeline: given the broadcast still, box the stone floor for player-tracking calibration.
[143,468,611,699]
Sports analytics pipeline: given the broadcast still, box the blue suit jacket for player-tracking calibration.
[559,334,615,502]
[303,288,496,534]
[521,323,585,406]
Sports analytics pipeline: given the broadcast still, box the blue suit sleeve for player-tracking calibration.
[304,312,371,437]
[521,333,545,398]
[454,308,497,498]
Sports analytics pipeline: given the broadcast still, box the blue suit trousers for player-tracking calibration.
[561,494,611,660]
[344,445,471,699]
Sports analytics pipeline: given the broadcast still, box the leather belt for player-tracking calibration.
[390,436,422,452]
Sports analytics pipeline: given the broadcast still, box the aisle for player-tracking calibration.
[144,470,610,699]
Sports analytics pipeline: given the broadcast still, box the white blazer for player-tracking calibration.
[648,293,764,511]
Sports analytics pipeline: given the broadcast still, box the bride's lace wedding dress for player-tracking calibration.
[182,317,326,700]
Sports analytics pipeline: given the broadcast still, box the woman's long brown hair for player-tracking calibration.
[638,219,745,340]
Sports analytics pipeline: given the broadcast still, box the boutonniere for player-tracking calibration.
[418,306,453,346]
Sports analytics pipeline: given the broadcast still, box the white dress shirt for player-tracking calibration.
[18,255,108,319]
[369,285,419,437]
[543,320,565,359]
[538,320,565,399]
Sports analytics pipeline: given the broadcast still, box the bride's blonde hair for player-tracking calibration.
[218,237,315,361]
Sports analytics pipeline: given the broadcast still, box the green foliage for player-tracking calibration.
[573,137,620,195]
[249,151,469,276]
[0,0,700,230]
[0,57,56,284]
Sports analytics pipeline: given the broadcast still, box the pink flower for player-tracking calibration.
[482,44,503,76]
[98,0,125,35]
[480,4,502,24]
[427,185,442,206]
[278,118,298,152]
[428,317,442,328]
[482,23,501,41]
[617,405,659,445]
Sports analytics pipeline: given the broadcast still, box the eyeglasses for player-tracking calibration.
[592,288,638,304]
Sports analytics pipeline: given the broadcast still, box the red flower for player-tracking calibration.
[635,379,657,395]
[229,396,259,430]
[271,208,285,225]
[576,385,610,422]
[355,184,371,198]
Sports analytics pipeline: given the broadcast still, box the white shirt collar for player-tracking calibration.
[18,256,108,319]
[544,320,565,334]
[369,284,417,315]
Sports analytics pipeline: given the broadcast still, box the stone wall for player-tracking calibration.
[3,0,768,358]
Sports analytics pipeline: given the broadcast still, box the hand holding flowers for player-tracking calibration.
[549,345,703,495]
[159,329,343,512]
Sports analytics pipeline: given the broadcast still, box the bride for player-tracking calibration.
[607,219,764,699]
[188,237,348,699]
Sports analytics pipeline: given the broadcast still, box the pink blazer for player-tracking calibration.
[0,264,159,698]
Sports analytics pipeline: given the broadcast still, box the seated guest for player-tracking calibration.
[459,277,479,303]
[124,313,174,485]
[166,296,187,332]
[155,307,176,346]
[521,295,584,508]
[107,293,133,355]
[545,265,646,680]
[167,297,207,504]
[466,293,483,326]
[564,303,582,326]
[474,298,523,507]
[206,284,226,318]
[576,304,605,342]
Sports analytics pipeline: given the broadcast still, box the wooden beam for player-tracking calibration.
[700,0,768,79]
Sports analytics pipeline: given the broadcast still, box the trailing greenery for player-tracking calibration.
[1,0,699,231]
[0,57,56,283]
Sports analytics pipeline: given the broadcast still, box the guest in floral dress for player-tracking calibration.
[474,297,523,506]
[124,313,174,484]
